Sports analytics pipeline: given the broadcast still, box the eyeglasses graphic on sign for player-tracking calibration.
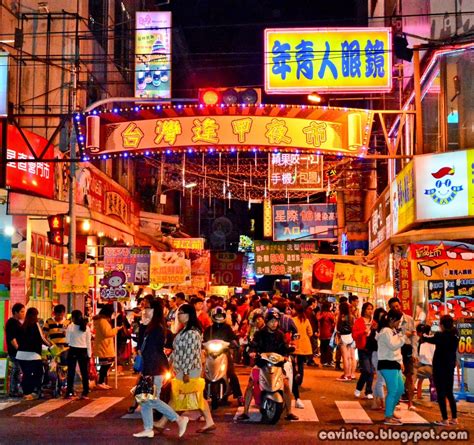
[446,244,474,260]
[417,261,448,277]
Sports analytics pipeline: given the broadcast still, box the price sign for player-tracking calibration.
[457,318,474,355]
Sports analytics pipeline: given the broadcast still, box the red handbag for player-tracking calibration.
[89,358,98,383]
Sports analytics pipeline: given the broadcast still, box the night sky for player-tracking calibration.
[167,0,368,100]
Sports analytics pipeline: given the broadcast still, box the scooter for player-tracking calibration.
[203,339,230,410]
[254,352,287,424]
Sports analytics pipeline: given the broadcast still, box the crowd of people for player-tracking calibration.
[4,289,460,436]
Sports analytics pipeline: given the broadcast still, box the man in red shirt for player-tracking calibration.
[319,301,336,367]
[192,296,212,330]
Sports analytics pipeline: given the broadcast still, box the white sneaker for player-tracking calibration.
[354,389,361,398]
[177,416,189,437]
[366,394,374,400]
[133,430,154,438]
[295,399,305,409]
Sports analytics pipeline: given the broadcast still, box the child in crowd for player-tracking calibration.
[423,315,459,426]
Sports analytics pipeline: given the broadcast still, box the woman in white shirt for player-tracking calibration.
[65,310,92,399]
[376,309,406,425]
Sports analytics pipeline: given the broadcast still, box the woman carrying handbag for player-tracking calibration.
[155,303,216,434]
[133,299,189,439]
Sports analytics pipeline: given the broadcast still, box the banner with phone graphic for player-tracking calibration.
[104,246,151,285]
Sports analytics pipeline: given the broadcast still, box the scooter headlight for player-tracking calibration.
[164,371,172,381]
[207,341,223,353]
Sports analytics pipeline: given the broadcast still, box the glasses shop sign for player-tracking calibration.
[264,27,392,94]
[415,149,474,222]
[413,259,474,281]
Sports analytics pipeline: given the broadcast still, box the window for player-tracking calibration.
[114,1,132,81]
[89,0,108,50]
[421,64,441,153]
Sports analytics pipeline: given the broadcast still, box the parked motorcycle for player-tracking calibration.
[203,339,230,410]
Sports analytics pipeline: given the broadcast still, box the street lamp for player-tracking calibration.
[81,219,91,232]
[3,225,15,236]
[308,92,323,103]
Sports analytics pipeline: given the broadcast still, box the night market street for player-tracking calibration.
[1,364,473,445]
[2,1,474,445]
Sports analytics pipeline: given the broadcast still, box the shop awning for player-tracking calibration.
[390,224,474,245]
[368,223,474,260]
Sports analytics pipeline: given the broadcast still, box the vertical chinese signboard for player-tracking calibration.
[272,203,337,241]
[0,52,7,117]
[135,11,171,99]
[264,27,392,94]
[369,187,391,251]
[457,318,474,356]
[268,153,323,191]
[190,249,210,289]
[211,252,243,286]
[393,244,413,316]
[390,161,415,234]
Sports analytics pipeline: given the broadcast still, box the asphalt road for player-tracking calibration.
[1,365,473,445]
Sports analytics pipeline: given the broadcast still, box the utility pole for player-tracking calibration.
[66,11,80,313]
[413,47,424,155]
[67,66,77,313]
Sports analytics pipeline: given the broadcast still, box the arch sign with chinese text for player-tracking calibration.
[264,27,392,94]
[84,105,373,157]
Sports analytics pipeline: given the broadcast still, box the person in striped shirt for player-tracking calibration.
[43,304,70,348]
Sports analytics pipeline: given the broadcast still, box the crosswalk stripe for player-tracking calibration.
[0,401,20,411]
[14,398,71,417]
[336,401,373,424]
[396,405,430,424]
[67,397,124,418]
[233,399,318,423]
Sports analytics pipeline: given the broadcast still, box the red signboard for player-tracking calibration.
[76,165,138,226]
[3,124,54,198]
[394,245,413,316]
[211,252,243,286]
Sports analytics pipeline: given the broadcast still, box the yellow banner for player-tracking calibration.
[97,108,372,156]
[150,252,191,285]
[265,27,392,94]
[412,259,474,281]
[171,238,205,250]
[54,264,89,293]
[332,262,374,296]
